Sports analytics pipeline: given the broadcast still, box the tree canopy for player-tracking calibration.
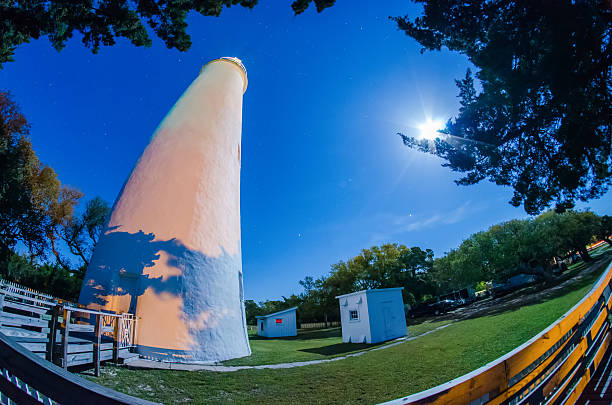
[0,91,109,280]
[395,0,611,214]
[434,209,607,289]
[242,209,609,324]
[1,0,333,66]
[0,91,50,265]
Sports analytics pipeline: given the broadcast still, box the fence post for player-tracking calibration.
[113,316,120,363]
[61,309,71,370]
[46,305,60,364]
[133,317,138,349]
[93,314,102,377]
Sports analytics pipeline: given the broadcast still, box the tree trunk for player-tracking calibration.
[27,241,35,264]
[578,247,593,262]
[49,233,70,270]
[62,235,89,267]
[324,312,328,328]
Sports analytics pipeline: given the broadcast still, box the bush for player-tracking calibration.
[3,254,83,301]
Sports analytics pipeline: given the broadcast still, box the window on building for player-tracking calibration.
[276,318,283,324]
[349,310,359,321]
[261,322,264,331]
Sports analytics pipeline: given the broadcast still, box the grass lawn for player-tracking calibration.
[224,319,452,366]
[88,254,612,404]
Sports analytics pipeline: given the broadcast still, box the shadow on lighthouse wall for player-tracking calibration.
[78,227,249,362]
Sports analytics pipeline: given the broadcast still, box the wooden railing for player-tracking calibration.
[383,259,612,405]
[0,330,156,404]
[0,279,137,376]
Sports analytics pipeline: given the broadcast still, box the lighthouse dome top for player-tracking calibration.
[201,56,248,93]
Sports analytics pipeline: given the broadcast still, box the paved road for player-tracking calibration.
[577,345,612,404]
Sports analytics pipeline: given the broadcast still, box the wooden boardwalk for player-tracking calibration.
[577,344,612,404]
[0,279,149,403]
[0,279,137,375]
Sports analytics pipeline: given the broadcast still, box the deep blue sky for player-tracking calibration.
[2,0,610,301]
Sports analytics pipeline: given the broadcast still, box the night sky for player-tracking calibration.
[2,0,610,301]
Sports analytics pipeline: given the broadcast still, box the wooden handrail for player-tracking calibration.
[383,259,612,405]
[0,331,157,404]
[0,278,138,376]
[63,305,124,317]
[0,280,55,300]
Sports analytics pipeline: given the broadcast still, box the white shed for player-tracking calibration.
[336,288,407,344]
[256,307,298,338]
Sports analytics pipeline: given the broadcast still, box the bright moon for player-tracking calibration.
[418,119,443,140]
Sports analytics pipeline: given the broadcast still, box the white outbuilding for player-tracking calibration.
[256,307,298,338]
[336,288,407,344]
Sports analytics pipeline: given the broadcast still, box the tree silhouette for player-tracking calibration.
[395,0,611,214]
[1,0,334,66]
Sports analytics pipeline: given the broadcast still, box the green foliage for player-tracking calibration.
[291,0,336,14]
[327,244,436,302]
[434,210,605,288]
[244,295,302,325]
[396,0,612,214]
[271,210,607,322]
[0,91,88,269]
[0,91,48,264]
[475,281,487,292]
[597,215,612,246]
[243,299,260,325]
[249,244,438,325]
[295,244,438,323]
[4,253,83,301]
[61,196,110,267]
[0,0,338,66]
[0,91,109,297]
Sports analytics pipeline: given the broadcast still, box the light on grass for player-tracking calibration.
[418,119,444,140]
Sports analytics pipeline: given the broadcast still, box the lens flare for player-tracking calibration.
[418,119,443,140]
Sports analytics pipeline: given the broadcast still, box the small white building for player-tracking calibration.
[336,288,407,344]
[256,307,298,338]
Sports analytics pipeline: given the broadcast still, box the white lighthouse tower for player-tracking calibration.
[78,57,251,362]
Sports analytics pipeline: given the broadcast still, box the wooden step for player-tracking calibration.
[17,341,47,353]
[66,342,113,354]
[0,312,49,328]
[1,327,47,341]
[2,301,51,315]
[66,349,113,367]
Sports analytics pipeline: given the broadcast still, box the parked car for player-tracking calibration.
[428,299,457,315]
[492,273,538,297]
[409,298,460,318]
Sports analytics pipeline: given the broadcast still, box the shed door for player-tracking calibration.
[382,306,393,337]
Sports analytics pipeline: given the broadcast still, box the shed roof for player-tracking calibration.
[256,306,298,319]
[335,287,404,299]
